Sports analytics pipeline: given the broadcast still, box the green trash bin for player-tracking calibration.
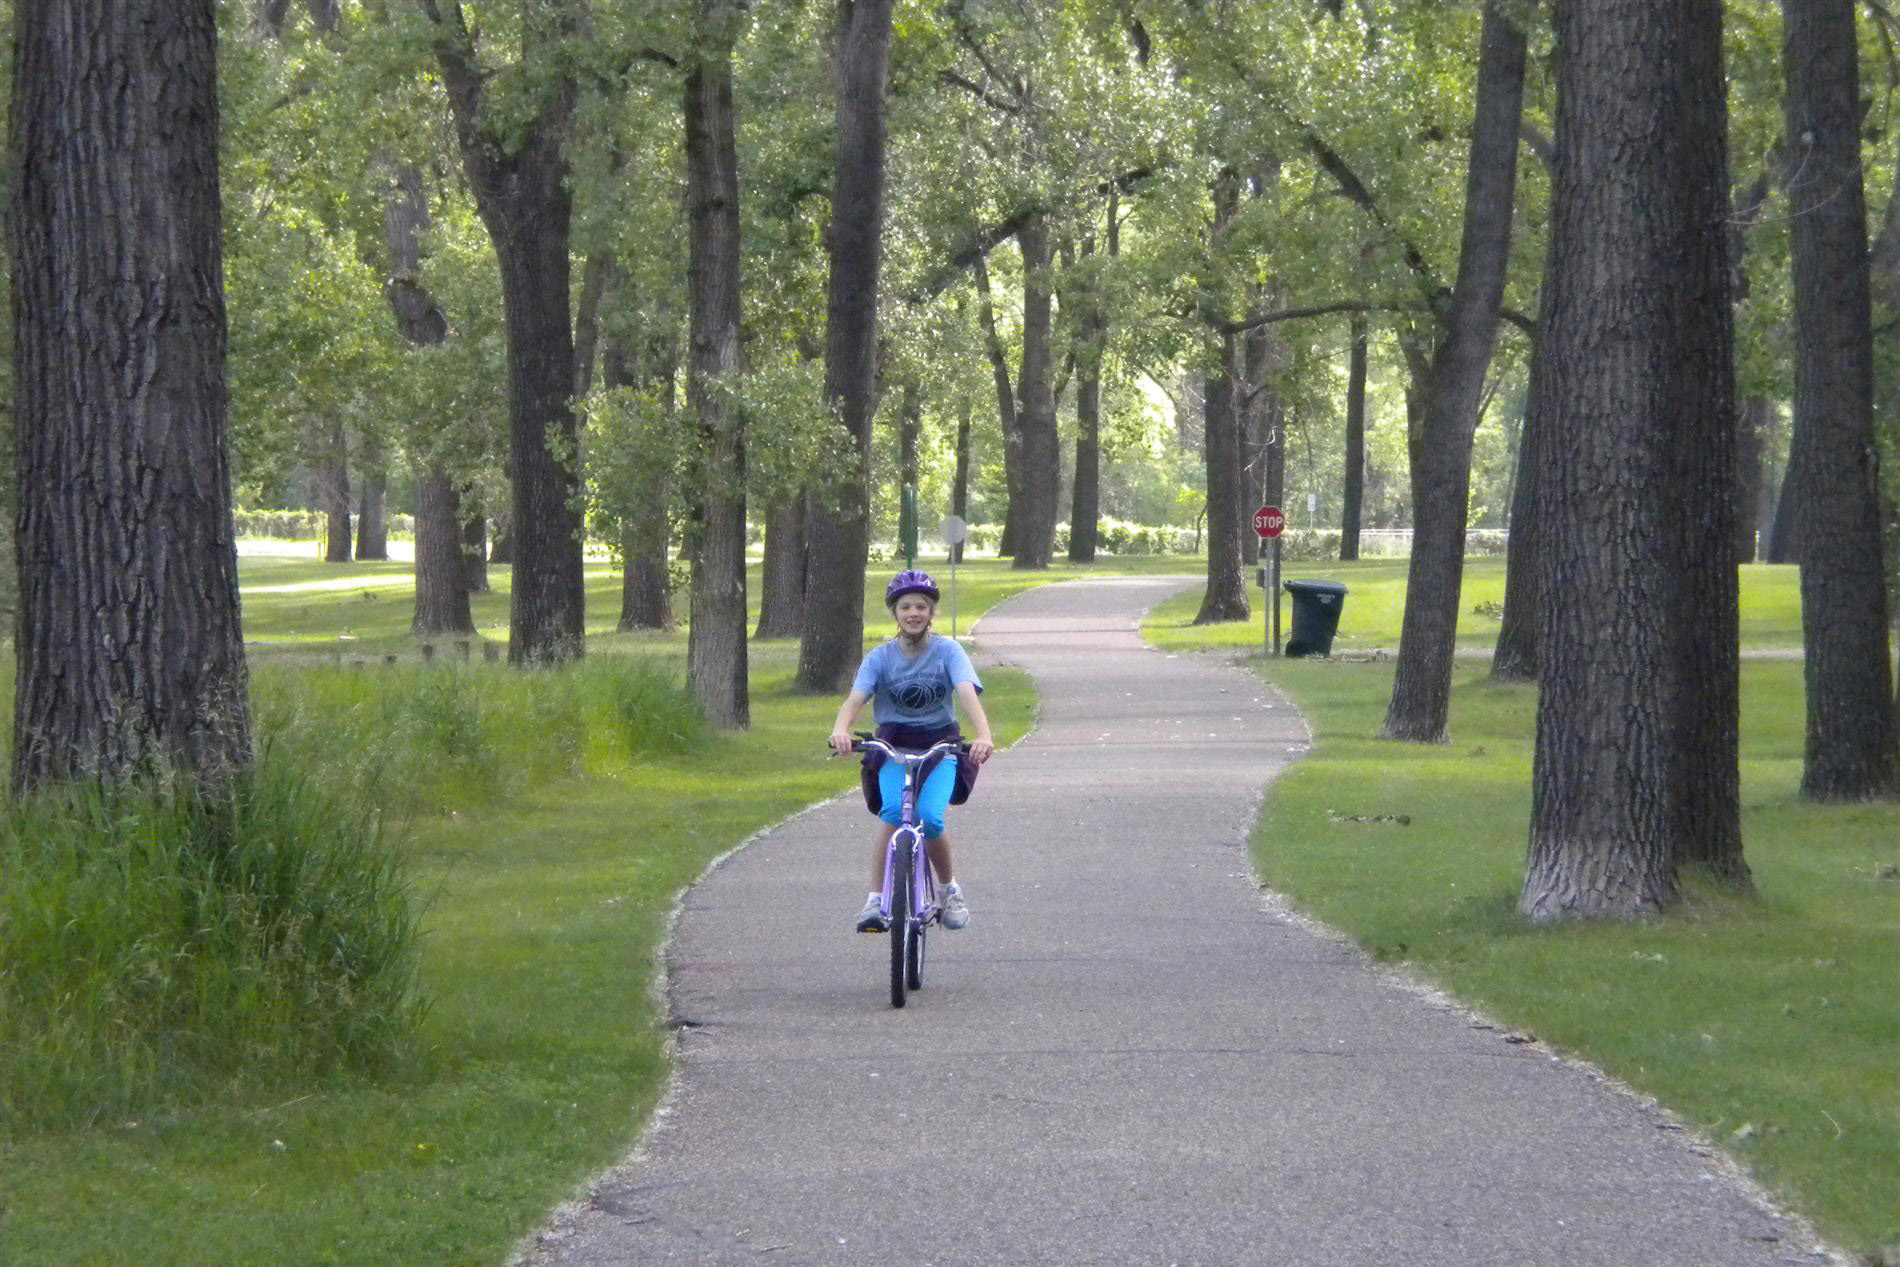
[1283,579,1349,657]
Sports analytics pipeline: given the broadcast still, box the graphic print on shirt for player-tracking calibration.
[890,664,949,715]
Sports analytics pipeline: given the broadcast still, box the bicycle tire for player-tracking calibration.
[889,837,912,1008]
[906,848,929,991]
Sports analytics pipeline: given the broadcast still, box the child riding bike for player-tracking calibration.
[828,570,995,933]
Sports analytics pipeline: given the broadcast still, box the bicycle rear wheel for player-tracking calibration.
[889,838,912,1008]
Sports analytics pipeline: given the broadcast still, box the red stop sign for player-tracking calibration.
[1253,505,1285,539]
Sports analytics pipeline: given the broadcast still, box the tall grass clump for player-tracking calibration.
[0,761,422,1132]
[250,657,709,817]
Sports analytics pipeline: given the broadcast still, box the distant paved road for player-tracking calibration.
[522,577,1828,1267]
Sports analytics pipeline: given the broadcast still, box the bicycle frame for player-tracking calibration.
[856,737,962,929]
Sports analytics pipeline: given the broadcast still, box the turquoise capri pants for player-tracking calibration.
[878,755,957,838]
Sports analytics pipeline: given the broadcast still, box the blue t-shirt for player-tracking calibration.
[852,635,982,729]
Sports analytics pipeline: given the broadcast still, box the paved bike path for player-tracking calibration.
[524,577,1823,1267]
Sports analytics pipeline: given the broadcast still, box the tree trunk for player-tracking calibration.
[755,495,806,638]
[684,0,750,728]
[1239,316,1283,569]
[318,420,353,562]
[951,396,972,564]
[797,0,896,692]
[1522,0,1740,920]
[1069,353,1102,563]
[412,471,475,636]
[1013,215,1060,569]
[573,251,613,399]
[463,507,490,594]
[1666,3,1746,883]
[616,338,675,632]
[973,251,1022,557]
[1340,316,1368,561]
[1782,0,1900,799]
[356,465,389,560]
[1381,2,1526,743]
[1492,291,1551,683]
[1195,328,1251,624]
[421,0,585,666]
[1734,396,1770,563]
[1068,201,1112,564]
[1196,169,1252,623]
[9,0,251,791]
[381,159,468,632]
[898,379,921,563]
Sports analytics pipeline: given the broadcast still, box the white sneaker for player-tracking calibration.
[941,884,970,930]
[855,893,888,934]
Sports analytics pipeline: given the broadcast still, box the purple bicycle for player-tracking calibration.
[852,735,966,1008]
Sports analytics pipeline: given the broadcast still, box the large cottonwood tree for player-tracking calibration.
[1381,1,1526,742]
[9,0,251,791]
[1780,0,1899,800]
[417,0,586,665]
[798,0,898,691]
[1522,0,1744,919]
[684,0,750,727]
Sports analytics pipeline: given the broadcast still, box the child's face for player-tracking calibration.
[893,593,934,636]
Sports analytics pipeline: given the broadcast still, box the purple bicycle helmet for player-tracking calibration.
[885,569,940,608]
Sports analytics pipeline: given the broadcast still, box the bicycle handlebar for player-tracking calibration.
[827,734,970,760]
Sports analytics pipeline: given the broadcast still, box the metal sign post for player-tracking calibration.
[1252,505,1285,657]
[939,515,968,638]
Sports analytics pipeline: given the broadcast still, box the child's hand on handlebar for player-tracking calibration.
[968,737,995,765]
[828,730,856,757]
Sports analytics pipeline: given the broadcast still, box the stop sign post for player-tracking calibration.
[1253,505,1285,657]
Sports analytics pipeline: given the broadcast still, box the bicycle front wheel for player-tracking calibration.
[889,838,913,1009]
[906,848,929,991]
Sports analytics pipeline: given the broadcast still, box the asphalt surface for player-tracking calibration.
[522,577,1827,1267]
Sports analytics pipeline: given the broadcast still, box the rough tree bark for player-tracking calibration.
[951,396,973,565]
[1781,0,1900,799]
[684,0,750,727]
[1490,303,1550,683]
[1339,316,1368,561]
[463,507,490,594]
[755,496,806,638]
[10,0,251,790]
[1067,192,1115,563]
[973,252,1022,558]
[616,337,676,632]
[1666,3,1746,883]
[1013,215,1061,570]
[317,419,353,562]
[1381,2,1526,742]
[419,0,585,665]
[382,160,472,637]
[412,474,474,636]
[356,461,389,560]
[1522,0,1742,919]
[797,0,896,691]
[1195,330,1251,624]
[1195,170,1250,623]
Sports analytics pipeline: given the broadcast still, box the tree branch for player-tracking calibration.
[938,68,1021,114]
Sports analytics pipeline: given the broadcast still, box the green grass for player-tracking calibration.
[1143,581,1898,1259]
[236,549,1201,658]
[1144,557,1808,654]
[0,558,1042,1267]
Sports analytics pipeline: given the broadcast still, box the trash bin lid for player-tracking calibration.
[1282,579,1349,596]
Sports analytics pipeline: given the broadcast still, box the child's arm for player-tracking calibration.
[829,689,871,756]
[956,681,995,764]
